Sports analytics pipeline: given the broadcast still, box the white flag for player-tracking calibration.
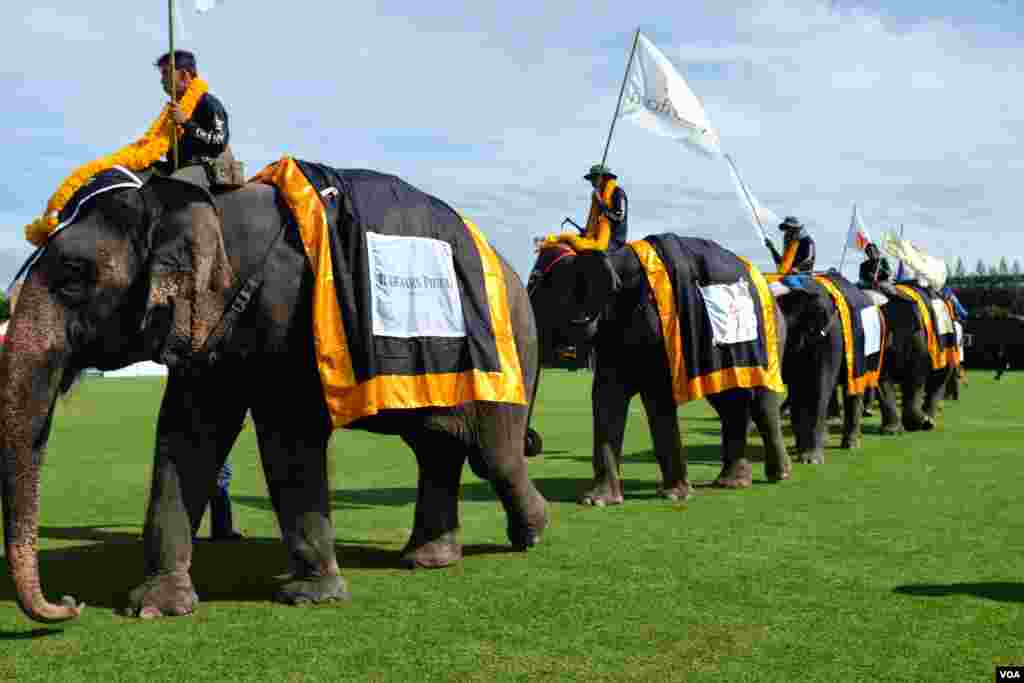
[724,154,779,240]
[880,231,947,290]
[195,0,224,13]
[846,204,872,252]
[619,34,722,159]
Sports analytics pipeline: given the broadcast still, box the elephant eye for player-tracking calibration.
[55,258,94,303]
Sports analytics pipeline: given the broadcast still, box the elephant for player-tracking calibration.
[527,236,791,506]
[0,168,547,624]
[768,275,884,463]
[872,288,957,433]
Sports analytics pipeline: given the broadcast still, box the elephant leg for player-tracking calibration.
[639,388,690,502]
[580,369,629,506]
[922,369,950,420]
[750,388,791,482]
[458,403,548,552]
[399,429,469,568]
[901,375,933,431]
[791,375,831,465]
[128,365,249,618]
[877,378,902,435]
[840,390,864,450]
[250,380,348,605]
[708,390,753,488]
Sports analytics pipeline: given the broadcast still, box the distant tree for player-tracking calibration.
[975,258,987,276]
[990,265,1000,276]
[1014,260,1021,276]
[954,257,966,277]
[0,294,8,321]
[999,257,1010,274]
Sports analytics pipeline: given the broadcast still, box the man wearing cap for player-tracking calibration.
[538,164,628,253]
[766,216,815,274]
[858,243,892,288]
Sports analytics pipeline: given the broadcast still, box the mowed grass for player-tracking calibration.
[1,369,1023,682]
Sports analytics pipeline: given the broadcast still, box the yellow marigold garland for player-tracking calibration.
[25,78,210,246]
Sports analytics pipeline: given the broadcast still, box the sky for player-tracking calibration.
[1,1,1022,285]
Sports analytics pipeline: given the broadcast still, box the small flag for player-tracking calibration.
[618,33,722,159]
[846,204,872,252]
[195,0,224,13]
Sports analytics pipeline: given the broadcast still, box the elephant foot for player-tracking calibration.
[401,533,464,569]
[880,423,903,436]
[579,478,624,507]
[840,435,862,450]
[765,457,792,483]
[657,480,692,502]
[904,416,934,432]
[797,449,826,465]
[123,572,199,619]
[713,460,753,489]
[508,491,548,550]
[275,573,351,605]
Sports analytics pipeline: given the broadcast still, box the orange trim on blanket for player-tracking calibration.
[895,284,948,371]
[628,240,783,405]
[814,276,883,395]
[252,156,525,428]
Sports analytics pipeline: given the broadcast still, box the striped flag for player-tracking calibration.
[846,204,872,251]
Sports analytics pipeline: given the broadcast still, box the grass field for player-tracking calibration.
[1,369,1022,682]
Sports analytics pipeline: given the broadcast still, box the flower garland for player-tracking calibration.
[25,77,210,247]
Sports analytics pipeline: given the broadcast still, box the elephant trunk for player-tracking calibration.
[0,277,82,623]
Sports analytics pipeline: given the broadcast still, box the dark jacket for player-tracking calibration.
[176,91,229,166]
[770,232,815,273]
[859,256,892,285]
[602,186,628,252]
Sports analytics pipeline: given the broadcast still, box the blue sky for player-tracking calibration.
[2,1,1023,284]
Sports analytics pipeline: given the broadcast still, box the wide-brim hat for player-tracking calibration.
[584,163,617,181]
[778,216,803,230]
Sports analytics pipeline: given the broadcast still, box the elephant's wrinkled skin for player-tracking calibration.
[0,177,547,623]
[772,280,867,463]
[528,245,791,506]
[874,293,955,433]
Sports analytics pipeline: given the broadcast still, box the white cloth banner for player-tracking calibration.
[366,232,466,339]
[954,321,964,362]
[725,154,780,239]
[930,298,954,336]
[194,0,224,13]
[700,279,759,346]
[881,232,947,289]
[860,306,882,357]
[619,34,722,159]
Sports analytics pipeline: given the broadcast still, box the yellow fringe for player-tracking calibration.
[25,78,210,246]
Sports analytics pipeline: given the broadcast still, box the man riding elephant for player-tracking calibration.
[765,216,815,274]
[538,164,628,254]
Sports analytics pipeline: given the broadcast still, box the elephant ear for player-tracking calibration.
[572,250,621,320]
[143,176,234,368]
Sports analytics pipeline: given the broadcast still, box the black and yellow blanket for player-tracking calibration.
[813,273,886,395]
[629,235,783,404]
[251,156,525,428]
[894,282,960,370]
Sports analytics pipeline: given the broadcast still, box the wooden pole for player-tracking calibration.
[599,28,641,167]
[168,0,179,171]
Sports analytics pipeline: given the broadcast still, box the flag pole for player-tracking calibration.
[838,204,854,273]
[725,153,771,262]
[599,28,641,167]
[168,0,179,171]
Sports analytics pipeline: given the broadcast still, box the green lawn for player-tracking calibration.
[1,369,1022,682]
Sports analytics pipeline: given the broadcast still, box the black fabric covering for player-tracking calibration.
[293,160,501,381]
[896,281,958,353]
[816,271,883,386]
[642,234,769,378]
[56,167,145,226]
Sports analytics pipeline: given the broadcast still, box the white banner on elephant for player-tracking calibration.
[860,306,882,357]
[700,279,759,346]
[619,34,723,158]
[366,232,466,339]
[930,298,954,336]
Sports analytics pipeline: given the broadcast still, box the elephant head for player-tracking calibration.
[0,177,233,623]
[527,247,621,363]
[768,278,837,356]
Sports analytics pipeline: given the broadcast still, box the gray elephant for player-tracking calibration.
[768,273,886,464]
[873,283,959,432]
[0,161,547,624]
[528,235,791,506]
